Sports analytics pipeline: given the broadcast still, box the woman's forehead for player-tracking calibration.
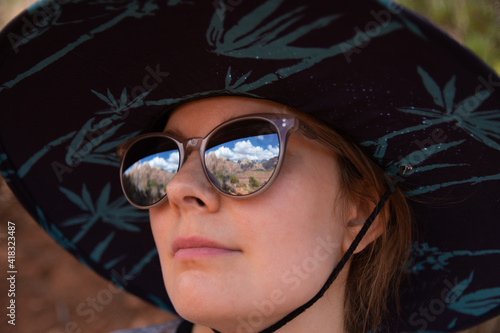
[164,96,289,137]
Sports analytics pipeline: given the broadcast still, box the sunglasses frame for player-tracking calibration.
[117,113,337,209]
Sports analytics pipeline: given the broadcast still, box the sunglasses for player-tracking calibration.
[117,113,336,209]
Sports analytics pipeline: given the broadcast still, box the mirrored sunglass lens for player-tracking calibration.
[122,137,180,206]
[205,119,279,196]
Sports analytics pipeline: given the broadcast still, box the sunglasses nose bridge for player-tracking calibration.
[180,137,204,165]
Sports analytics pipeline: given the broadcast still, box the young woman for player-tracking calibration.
[117,96,412,332]
[0,1,499,332]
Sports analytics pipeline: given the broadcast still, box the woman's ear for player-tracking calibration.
[341,198,385,255]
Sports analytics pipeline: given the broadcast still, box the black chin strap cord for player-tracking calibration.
[212,171,407,333]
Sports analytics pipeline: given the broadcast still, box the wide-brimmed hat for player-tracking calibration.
[1,0,499,331]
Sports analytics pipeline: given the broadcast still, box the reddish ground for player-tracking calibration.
[0,178,175,333]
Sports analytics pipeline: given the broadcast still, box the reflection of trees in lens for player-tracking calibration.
[123,174,150,205]
[249,177,259,188]
[205,151,278,195]
[213,170,224,184]
[123,161,173,205]
[221,181,236,194]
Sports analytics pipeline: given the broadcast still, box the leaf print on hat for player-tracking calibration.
[401,67,500,150]
[0,154,15,182]
[0,0,158,94]
[410,243,500,273]
[205,1,404,93]
[368,66,500,161]
[447,272,500,317]
[92,88,152,115]
[208,0,342,59]
[59,183,148,243]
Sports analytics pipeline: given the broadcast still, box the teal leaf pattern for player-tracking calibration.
[406,68,499,150]
[17,131,76,178]
[91,232,115,262]
[8,86,145,180]
[196,1,403,95]
[93,88,152,115]
[148,293,175,312]
[410,243,500,273]
[147,2,404,107]
[128,248,158,278]
[443,76,456,113]
[418,66,445,108]
[0,0,158,93]
[446,272,500,317]
[406,172,500,196]
[7,88,144,181]
[374,0,426,39]
[0,153,14,181]
[366,67,500,161]
[450,287,500,316]
[208,0,341,60]
[447,317,458,329]
[447,271,474,302]
[388,140,465,175]
[166,0,193,5]
[364,67,500,196]
[65,114,140,168]
[60,183,148,243]
[0,169,15,182]
[60,184,92,211]
[104,255,126,270]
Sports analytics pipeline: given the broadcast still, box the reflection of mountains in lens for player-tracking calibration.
[123,162,174,205]
[205,154,278,195]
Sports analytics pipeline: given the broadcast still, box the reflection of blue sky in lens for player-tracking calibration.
[206,134,279,162]
[125,151,179,174]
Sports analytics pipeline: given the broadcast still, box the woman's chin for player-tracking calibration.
[173,300,245,332]
[168,276,239,317]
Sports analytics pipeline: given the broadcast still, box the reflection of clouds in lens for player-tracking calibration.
[212,139,278,162]
[143,152,179,172]
[267,145,279,156]
[125,152,179,174]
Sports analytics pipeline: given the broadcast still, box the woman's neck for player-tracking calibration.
[192,270,348,333]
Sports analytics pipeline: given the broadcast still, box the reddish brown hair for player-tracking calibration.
[289,108,413,333]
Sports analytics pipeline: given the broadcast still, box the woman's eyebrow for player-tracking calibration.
[163,127,187,140]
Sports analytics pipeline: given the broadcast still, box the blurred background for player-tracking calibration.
[0,0,499,332]
[398,0,500,74]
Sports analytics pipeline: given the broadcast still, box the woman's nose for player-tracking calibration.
[164,151,221,213]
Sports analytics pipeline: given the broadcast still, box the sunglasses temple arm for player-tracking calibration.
[296,121,342,154]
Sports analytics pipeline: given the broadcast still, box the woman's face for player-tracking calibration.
[149,97,354,331]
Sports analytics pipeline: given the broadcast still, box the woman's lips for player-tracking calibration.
[172,236,239,260]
